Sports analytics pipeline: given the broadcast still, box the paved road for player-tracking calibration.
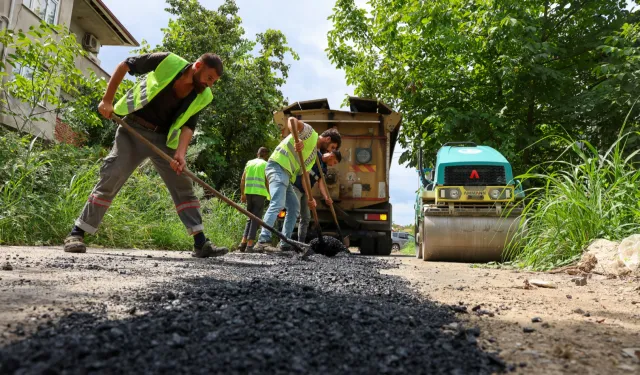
[0,246,503,374]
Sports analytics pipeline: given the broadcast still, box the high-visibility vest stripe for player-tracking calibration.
[270,126,318,182]
[244,158,270,199]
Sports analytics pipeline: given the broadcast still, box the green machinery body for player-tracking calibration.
[414,142,524,262]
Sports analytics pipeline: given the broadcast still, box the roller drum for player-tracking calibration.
[422,215,519,262]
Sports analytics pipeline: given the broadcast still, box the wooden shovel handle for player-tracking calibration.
[288,117,321,229]
[110,114,307,254]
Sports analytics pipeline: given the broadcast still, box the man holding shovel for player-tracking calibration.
[254,119,341,252]
[291,150,341,244]
[63,52,228,258]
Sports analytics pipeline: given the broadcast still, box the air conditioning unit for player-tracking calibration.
[82,33,100,54]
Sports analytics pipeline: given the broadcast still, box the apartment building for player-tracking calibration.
[0,0,138,141]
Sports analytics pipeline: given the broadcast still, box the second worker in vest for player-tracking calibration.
[63,52,229,258]
[238,147,271,253]
[292,150,341,244]
[254,118,341,252]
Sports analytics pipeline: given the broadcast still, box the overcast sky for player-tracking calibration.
[98,0,418,225]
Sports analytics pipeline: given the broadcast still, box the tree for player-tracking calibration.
[327,0,638,173]
[136,0,298,190]
[57,74,133,147]
[0,21,105,138]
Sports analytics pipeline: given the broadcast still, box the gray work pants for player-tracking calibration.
[242,194,266,241]
[74,118,204,235]
[293,186,312,243]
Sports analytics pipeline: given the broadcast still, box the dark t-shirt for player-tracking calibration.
[294,151,327,192]
[124,52,199,134]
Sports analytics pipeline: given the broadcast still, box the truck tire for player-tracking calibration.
[359,236,376,256]
[376,235,392,256]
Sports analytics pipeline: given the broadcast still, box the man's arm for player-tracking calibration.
[125,52,170,76]
[240,170,247,203]
[183,112,199,132]
[265,175,270,195]
[289,118,309,152]
[288,117,305,134]
[98,62,130,118]
[170,106,202,173]
[170,126,193,175]
[318,180,332,205]
[99,53,169,119]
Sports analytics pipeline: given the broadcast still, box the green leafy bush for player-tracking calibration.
[0,131,244,249]
[506,129,640,270]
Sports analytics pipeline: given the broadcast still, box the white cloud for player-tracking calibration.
[299,56,343,80]
[299,25,331,53]
[355,0,373,12]
[390,145,418,225]
[391,202,415,225]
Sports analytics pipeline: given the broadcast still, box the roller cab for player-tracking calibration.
[414,142,524,262]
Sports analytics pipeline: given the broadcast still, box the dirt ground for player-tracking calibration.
[1,246,639,374]
[0,246,208,346]
[385,253,640,375]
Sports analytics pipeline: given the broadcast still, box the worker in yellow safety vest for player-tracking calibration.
[238,147,271,252]
[254,118,342,252]
[63,52,228,258]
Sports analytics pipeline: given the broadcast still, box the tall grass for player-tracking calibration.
[400,239,415,256]
[505,129,640,270]
[0,132,245,250]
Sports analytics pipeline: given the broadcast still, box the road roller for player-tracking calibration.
[414,142,524,262]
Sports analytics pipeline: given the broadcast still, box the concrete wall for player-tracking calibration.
[10,0,75,30]
[69,19,111,81]
[0,0,107,140]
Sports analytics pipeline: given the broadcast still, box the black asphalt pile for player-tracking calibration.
[0,253,504,375]
[309,236,347,256]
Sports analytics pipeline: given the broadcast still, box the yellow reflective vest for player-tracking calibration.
[114,53,213,149]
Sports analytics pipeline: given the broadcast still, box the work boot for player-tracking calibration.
[192,240,228,258]
[64,235,86,253]
[278,243,294,252]
[237,242,247,252]
[252,242,278,253]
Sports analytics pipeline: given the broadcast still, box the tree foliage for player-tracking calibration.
[327,0,639,173]
[59,75,133,147]
[136,0,298,189]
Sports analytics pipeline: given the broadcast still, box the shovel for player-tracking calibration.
[288,118,326,247]
[110,114,312,256]
[314,157,349,247]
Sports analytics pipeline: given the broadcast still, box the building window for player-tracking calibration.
[12,64,34,80]
[11,64,48,107]
[24,0,59,25]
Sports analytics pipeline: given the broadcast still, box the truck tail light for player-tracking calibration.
[364,214,388,221]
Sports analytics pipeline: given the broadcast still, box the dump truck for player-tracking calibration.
[414,142,524,262]
[273,97,402,255]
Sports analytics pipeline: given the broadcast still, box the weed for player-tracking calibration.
[505,128,640,270]
[0,131,245,249]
